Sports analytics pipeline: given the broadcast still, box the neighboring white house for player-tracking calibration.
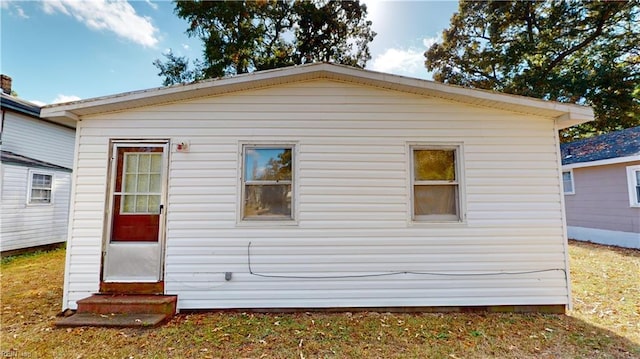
[561,126,640,249]
[41,63,594,313]
[1,84,76,256]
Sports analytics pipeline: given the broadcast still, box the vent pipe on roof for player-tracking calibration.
[1,75,12,94]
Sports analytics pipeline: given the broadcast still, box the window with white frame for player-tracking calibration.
[562,170,575,195]
[411,145,462,222]
[626,165,640,207]
[241,145,294,220]
[28,171,53,204]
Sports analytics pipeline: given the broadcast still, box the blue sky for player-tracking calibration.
[0,0,458,105]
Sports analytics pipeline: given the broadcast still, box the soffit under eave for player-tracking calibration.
[554,110,595,130]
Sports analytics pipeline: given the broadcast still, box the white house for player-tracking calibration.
[561,126,640,249]
[42,63,593,313]
[1,82,76,256]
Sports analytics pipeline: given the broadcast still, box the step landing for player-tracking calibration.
[55,294,177,328]
[56,313,168,327]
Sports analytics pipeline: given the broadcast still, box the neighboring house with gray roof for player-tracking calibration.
[1,81,76,256]
[561,126,640,249]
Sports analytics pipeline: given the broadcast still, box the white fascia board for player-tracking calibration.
[326,64,594,122]
[40,64,321,119]
[40,62,594,123]
[562,155,640,170]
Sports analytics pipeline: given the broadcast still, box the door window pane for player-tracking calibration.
[138,154,151,172]
[137,174,150,192]
[121,152,163,214]
[150,174,162,192]
[148,195,161,213]
[124,173,137,192]
[125,154,138,173]
[136,195,148,213]
[151,154,162,172]
[123,195,136,212]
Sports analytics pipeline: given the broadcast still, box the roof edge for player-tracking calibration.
[1,150,73,172]
[562,154,640,169]
[41,63,594,126]
[1,93,41,118]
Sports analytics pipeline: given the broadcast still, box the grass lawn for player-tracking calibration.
[1,241,638,358]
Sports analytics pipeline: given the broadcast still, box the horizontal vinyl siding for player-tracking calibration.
[1,164,71,251]
[565,161,640,233]
[2,112,75,168]
[64,79,569,309]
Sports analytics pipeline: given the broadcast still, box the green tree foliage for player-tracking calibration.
[155,0,375,84]
[425,1,640,141]
[153,50,204,87]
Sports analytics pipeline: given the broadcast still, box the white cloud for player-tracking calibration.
[41,0,159,48]
[423,35,441,50]
[2,1,30,19]
[369,35,442,79]
[15,5,29,19]
[30,100,47,107]
[145,0,158,11]
[42,1,70,16]
[182,44,190,51]
[370,47,424,74]
[51,94,82,104]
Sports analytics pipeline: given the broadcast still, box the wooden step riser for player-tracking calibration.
[77,301,176,315]
[100,282,164,295]
[76,295,177,316]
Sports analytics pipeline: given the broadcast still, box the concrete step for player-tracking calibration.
[76,294,177,315]
[56,313,169,328]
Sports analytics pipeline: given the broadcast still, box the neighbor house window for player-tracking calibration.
[242,145,294,220]
[28,171,53,204]
[626,165,640,207]
[562,170,575,195]
[411,145,462,222]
